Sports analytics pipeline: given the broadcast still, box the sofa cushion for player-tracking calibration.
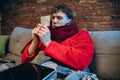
[92,31,120,55]
[90,55,120,80]
[31,51,51,64]
[0,35,9,57]
[89,31,120,80]
[9,27,32,56]
[4,53,21,66]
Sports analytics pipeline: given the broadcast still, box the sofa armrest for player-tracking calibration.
[0,35,9,57]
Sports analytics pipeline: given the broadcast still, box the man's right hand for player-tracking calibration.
[32,26,40,42]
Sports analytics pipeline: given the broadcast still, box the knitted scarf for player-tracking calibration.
[49,23,79,42]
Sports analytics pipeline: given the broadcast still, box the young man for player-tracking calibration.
[22,4,94,71]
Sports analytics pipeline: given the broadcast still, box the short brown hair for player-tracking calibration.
[51,3,74,20]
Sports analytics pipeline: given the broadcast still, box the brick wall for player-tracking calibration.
[1,0,120,34]
[0,13,1,34]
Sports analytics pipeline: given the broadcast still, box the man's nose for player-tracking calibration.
[53,18,58,22]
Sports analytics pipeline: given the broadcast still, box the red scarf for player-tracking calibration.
[49,23,79,42]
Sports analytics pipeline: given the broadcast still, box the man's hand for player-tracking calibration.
[34,23,51,47]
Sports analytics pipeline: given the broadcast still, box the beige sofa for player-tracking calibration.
[0,27,120,80]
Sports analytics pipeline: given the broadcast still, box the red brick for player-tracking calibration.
[98,9,120,15]
[77,11,97,16]
[79,0,97,4]
[100,22,120,27]
[35,7,47,12]
[77,22,99,28]
[98,0,109,3]
[22,6,32,11]
[86,0,97,3]
[36,0,46,3]
[73,5,90,11]
[54,0,69,3]
[89,16,110,22]
[67,1,77,7]
[75,17,87,22]
[89,3,112,10]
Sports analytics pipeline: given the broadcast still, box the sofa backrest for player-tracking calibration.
[89,31,120,80]
[9,27,32,56]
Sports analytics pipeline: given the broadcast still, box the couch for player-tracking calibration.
[0,27,120,80]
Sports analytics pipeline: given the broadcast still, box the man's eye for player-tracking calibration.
[57,16,63,20]
[52,16,55,19]
[51,16,63,20]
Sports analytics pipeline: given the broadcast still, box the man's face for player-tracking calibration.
[51,11,71,28]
